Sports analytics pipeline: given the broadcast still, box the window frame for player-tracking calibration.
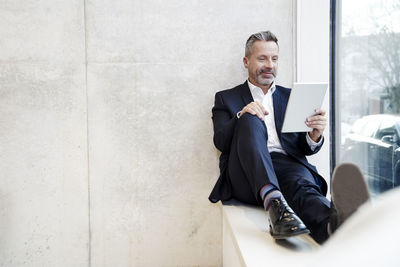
[330,0,337,175]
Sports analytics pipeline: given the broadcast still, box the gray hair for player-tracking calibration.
[245,31,278,57]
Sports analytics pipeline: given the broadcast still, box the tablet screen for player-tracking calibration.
[281,83,328,133]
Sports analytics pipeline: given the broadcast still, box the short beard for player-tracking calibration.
[255,75,275,86]
[256,68,275,86]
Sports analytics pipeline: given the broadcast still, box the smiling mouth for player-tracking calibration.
[261,72,274,77]
[260,69,274,75]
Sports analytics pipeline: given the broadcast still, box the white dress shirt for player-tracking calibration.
[246,80,322,154]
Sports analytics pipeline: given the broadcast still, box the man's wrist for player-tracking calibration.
[309,133,322,143]
[306,133,323,151]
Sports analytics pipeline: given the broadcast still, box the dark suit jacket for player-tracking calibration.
[209,81,328,203]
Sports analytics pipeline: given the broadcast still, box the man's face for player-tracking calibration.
[243,40,279,88]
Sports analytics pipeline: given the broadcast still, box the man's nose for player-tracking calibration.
[264,58,273,68]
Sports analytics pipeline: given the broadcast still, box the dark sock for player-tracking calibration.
[260,184,283,211]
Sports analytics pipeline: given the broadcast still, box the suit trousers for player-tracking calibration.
[227,113,331,243]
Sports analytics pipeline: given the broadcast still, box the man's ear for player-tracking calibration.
[243,57,249,69]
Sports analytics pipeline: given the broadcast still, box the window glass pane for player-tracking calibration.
[337,0,400,195]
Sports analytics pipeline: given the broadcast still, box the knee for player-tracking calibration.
[237,113,266,134]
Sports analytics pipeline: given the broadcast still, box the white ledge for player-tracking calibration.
[221,187,400,267]
[222,201,319,267]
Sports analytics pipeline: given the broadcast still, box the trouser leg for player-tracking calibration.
[226,113,330,242]
[227,113,279,205]
[271,152,331,243]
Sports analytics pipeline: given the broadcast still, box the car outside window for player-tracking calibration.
[336,0,400,195]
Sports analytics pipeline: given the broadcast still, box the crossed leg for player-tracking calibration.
[227,113,330,243]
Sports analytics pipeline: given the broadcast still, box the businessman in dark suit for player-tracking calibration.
[209,31,332,243]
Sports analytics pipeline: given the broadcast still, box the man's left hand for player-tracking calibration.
[306,109,326,142]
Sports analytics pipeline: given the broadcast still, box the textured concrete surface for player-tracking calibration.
[87,63,223,266]
[0,0,293,266]
[0,0,88,266]
[0,64,89,266]
[86,0,294,70]
[86,0,293,265]
[0,0,85,63]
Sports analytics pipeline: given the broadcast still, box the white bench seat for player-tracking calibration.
[221,188,400,267]
[222,201,319,267]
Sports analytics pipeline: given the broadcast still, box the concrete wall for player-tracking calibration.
[0,1,89,266]
[0,0,293,266]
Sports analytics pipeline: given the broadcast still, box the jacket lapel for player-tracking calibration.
[273,86,287,137]
[239,81,254,106]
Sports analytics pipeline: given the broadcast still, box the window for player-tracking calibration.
[335,0,400,195]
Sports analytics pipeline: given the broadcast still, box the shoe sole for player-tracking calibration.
[331,163,370,222]
[269,225,310,239]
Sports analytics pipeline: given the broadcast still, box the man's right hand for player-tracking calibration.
[238,101,269,121]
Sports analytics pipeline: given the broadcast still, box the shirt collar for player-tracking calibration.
[247,80,276,95]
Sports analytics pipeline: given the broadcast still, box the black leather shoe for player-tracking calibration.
[329,163,370,234]
[268,198,310,239]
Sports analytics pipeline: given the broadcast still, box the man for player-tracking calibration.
[209,31,369,244]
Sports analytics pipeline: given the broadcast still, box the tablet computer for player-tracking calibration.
[281,83,328,133]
